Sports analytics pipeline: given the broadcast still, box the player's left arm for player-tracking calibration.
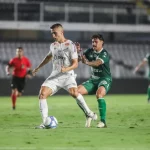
[61,42,78,73]
[26,57,33,78]
[61,58,78,73]
[82,51,108,67]
[82,55,103,67]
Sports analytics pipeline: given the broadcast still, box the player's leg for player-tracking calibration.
[96,79,112,128]
[39,86,52,125]
[11,89,18,110]
[147,83,150,103]
[10,76,18,110]
[96,86,107,128]
[36,78,60,129]
[68,86,97,127]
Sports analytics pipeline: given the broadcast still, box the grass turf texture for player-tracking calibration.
[0,95,150,150]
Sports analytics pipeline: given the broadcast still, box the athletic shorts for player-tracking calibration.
[42,76,77,95]
[82,77,112,95]
[11,76,26,93]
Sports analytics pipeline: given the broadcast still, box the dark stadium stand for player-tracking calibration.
[0,42,149,79]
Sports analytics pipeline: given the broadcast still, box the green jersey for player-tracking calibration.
[145,53,150,79]
[83,48,112,80]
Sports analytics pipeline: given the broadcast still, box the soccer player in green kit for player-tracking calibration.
[134,53,150,103]
[76,34,112,128]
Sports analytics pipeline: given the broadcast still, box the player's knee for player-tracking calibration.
[96,91,105,99]
[77,85,87,95]
[69,88,78,98]
[39,91,47,99]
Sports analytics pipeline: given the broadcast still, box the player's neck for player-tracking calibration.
[95,47,103,53]
[58,38,67,43]
[17,56,23,59]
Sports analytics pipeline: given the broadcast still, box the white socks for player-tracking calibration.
[39,99,48,124]
[76,94,92,117]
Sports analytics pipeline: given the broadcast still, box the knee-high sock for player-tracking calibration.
[39,99,48,124]
[147,86,150,101]
[76,94,91,117]
[97,98,106,123]
[11,94,17,107]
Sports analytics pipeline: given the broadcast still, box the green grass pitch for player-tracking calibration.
[0,94,150,150]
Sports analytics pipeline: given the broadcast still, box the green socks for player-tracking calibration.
[97,98,106,123]
[147,86,150,101]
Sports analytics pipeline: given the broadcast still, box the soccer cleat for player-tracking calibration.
[35,124,46,129]
[97,121,107,128]
[12,106,16,110]
[85,112,97,128]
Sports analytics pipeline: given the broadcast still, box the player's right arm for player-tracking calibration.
[5,65,11,75]
[74,42,82,62]
[134,56,148,73]
[32,45,53,76]
[5,59,14,75]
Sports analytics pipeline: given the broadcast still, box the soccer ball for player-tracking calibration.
[44,116,58,129]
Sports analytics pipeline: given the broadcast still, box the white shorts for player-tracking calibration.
[42,76,77,95]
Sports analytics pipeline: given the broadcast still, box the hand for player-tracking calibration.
[26,74,32,79]
[61,66,67,73]
[6,72,10,76]
[32,68,40,76]
[133,67,138,74]
[74,42,82,53]
[81,55,88,64]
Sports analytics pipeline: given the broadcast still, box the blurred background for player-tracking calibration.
[0,0,150,95]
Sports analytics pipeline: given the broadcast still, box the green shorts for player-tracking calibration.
[82,77,112,95]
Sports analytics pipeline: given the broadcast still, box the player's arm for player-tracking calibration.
[134,58,147,73]
[82,55,102,67]
[32,53,52,76]
[61,58,78,73]
[61,42,78,73]
[74,42,82,62]
[5,59,14,75]
[5,64,11,75]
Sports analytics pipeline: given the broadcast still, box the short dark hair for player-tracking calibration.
[91,34,104,42]
[50,23,63,29]
[17,47,23,50]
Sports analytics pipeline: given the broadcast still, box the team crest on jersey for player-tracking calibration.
[65,43,69,46]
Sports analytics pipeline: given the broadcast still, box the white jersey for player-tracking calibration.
[47,40,78,79]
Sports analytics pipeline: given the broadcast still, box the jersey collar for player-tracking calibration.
[93,48,103,54]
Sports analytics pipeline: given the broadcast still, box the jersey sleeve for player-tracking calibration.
[144,53,150,61]
[47,44,53,56]
[83,49,90,59]
[70,42,78,59]
[8,58,14,66]
[97,51,109,64]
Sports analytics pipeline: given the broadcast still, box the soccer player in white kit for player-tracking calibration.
[32,23,97,128]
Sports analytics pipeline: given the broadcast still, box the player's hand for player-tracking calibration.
[61,66,67,73]
[74,42,82,53]
[6,72,10,76]
[81,55,88,64]
[26,74,32,79]
[133,67,138,74]
[32,68,40,76]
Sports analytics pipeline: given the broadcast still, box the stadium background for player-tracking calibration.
[0,0,150,96]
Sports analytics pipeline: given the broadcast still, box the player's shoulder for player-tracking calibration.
[11,57,18,61]
[65,40,75,47]
[23,56,30,60]
[50,42,58,47]
[84,48,93,54]
[145,53,150,58]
